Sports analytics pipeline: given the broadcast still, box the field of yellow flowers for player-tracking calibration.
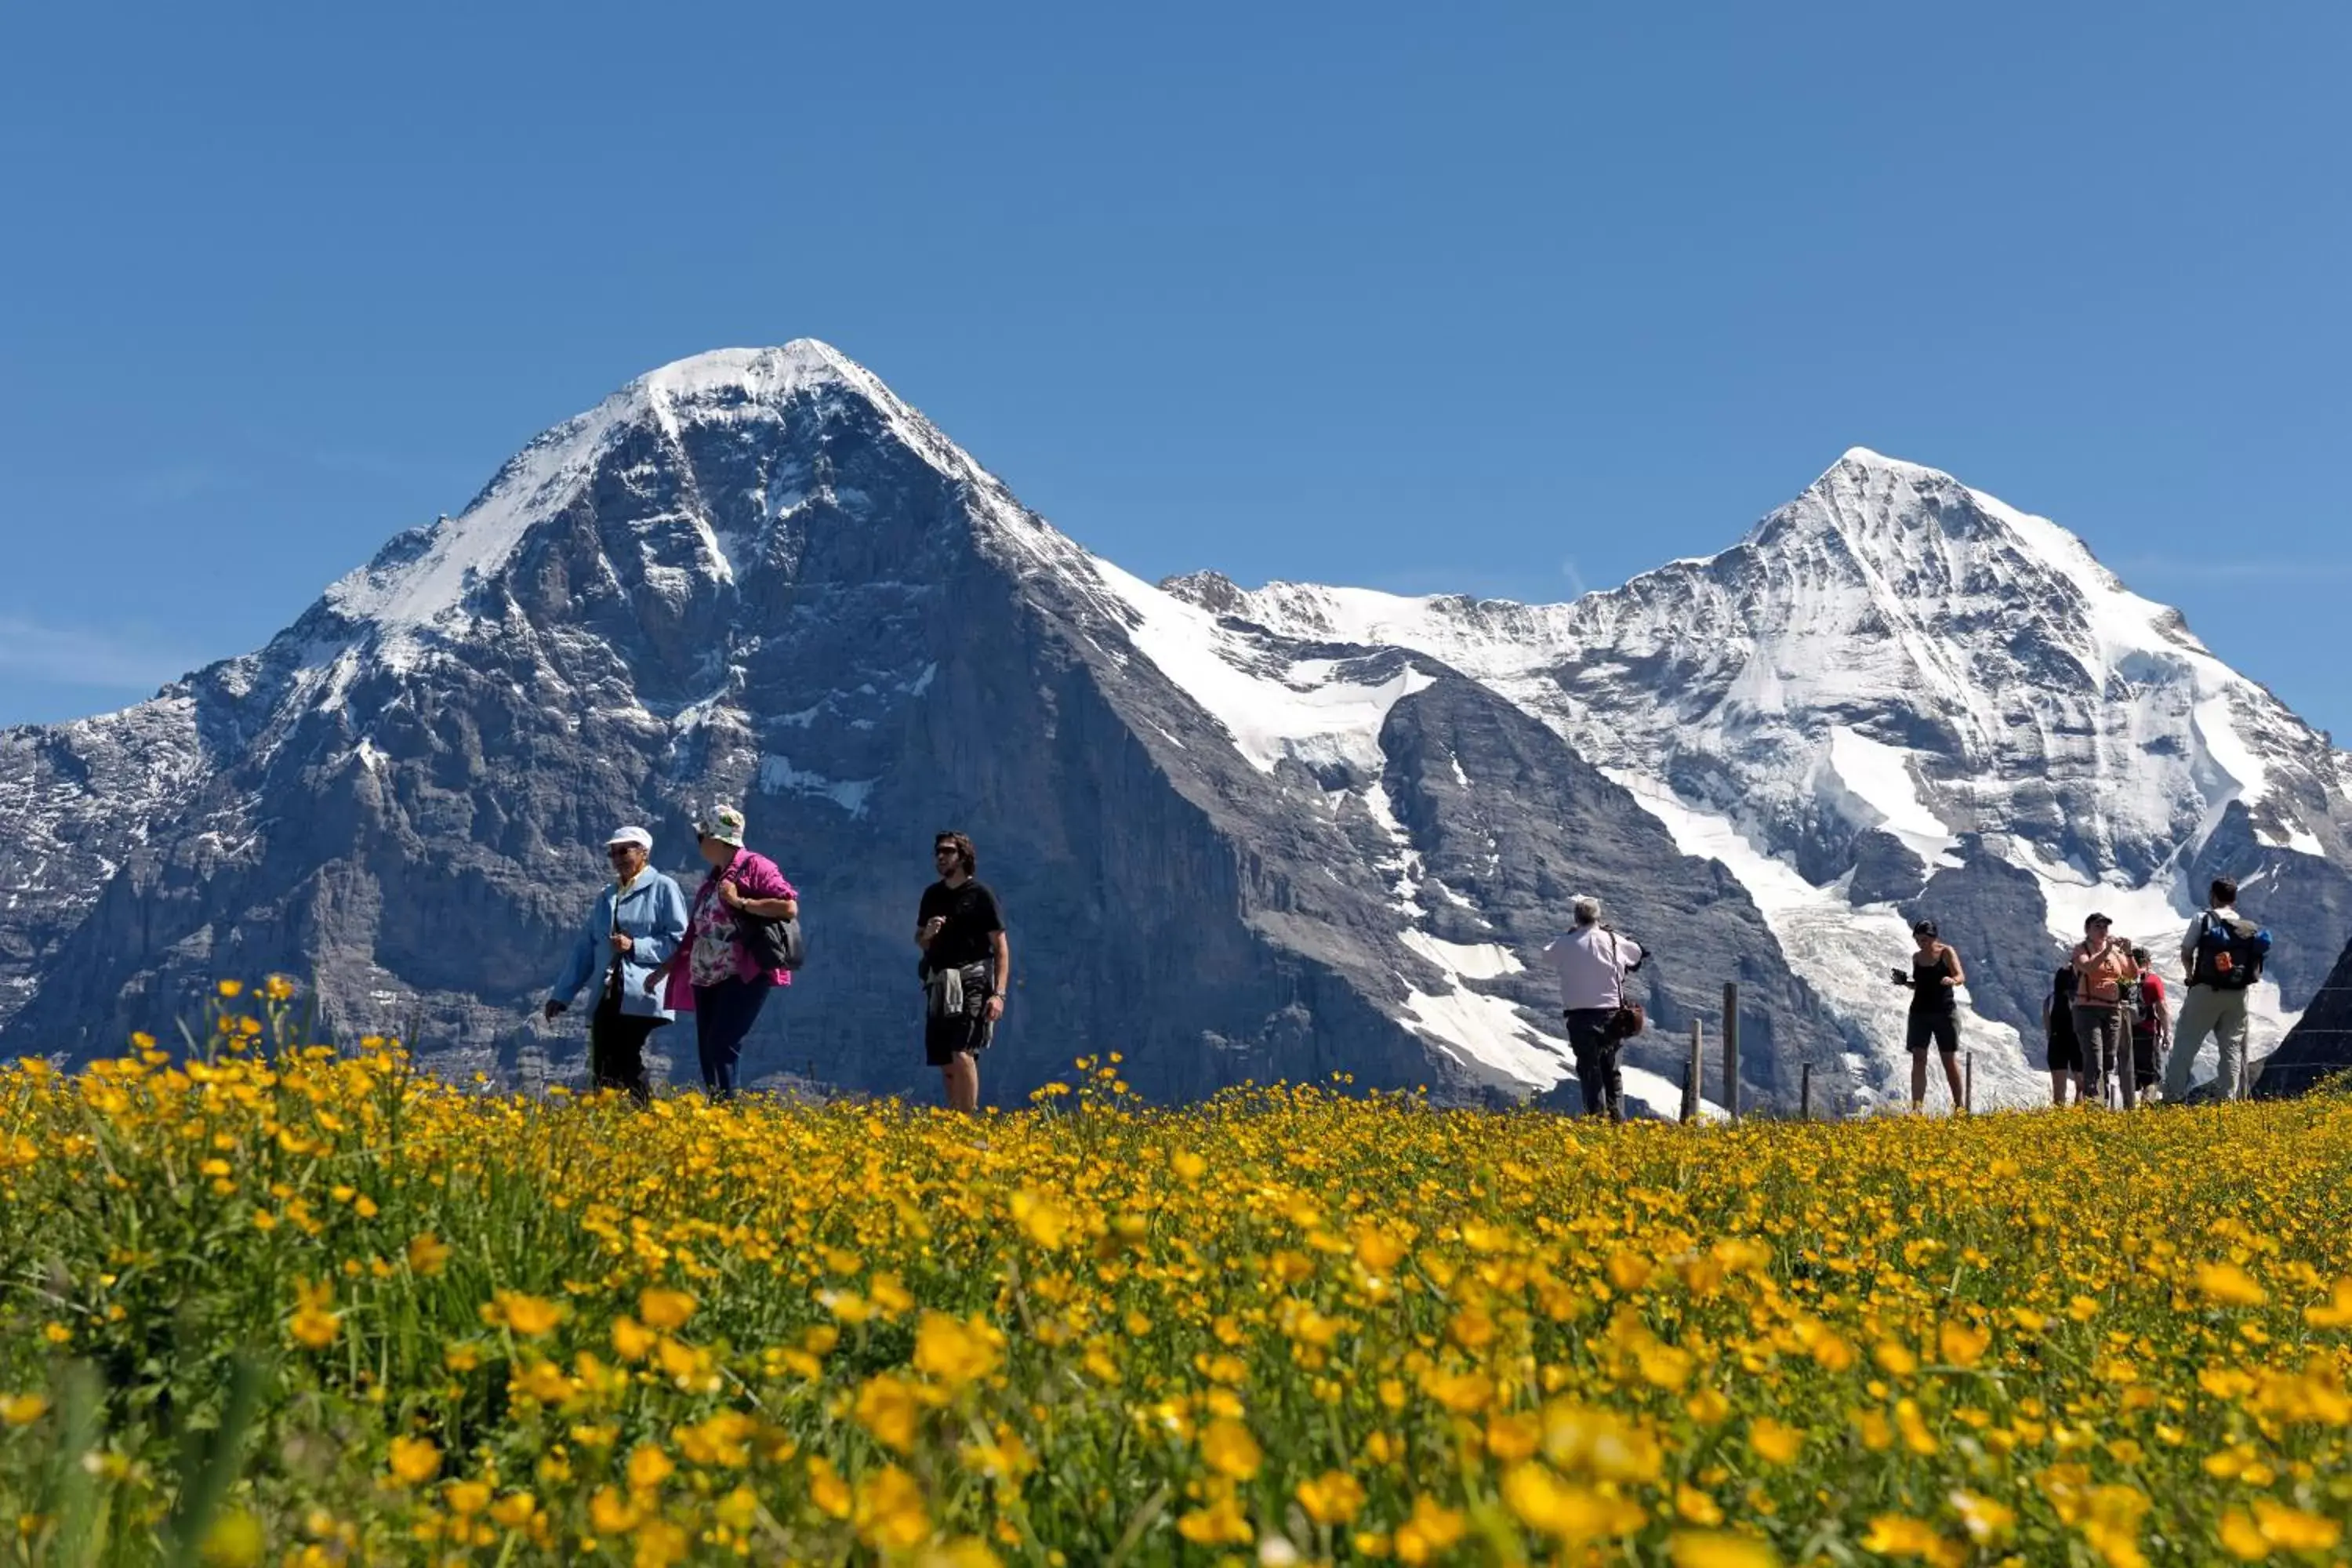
[2,1001,2350,1566]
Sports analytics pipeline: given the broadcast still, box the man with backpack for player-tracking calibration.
[1543,895,1646,1123]
[2164,877,2271,1102]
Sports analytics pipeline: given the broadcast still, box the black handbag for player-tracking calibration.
[742,911,806,972]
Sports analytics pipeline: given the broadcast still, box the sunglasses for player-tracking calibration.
[606,847,639,860]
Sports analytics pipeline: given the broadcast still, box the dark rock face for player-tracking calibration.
[2260,936,2352,1098]
[1849,831,1929,907]
[1373,674,1855,1109]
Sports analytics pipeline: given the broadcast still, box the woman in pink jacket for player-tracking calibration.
[645,805,796,1100]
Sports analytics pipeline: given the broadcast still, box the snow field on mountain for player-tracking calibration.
[1823,726,1962,866]
[1087,559,1436,776]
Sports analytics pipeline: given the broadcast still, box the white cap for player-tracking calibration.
[605,826,653,851]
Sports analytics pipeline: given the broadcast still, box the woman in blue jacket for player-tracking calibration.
[543,826,689,1102]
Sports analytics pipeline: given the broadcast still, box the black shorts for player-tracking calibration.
[2047,1030,2082,1073]
[924,964,996,1066]
[1905,1013,1959,1055]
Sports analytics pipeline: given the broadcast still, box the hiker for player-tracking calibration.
[915,831,1008,1114]
[543,826,688,1104]
[1542,895,1646,1123]
[2042,965,2084,1106]
[2129,945,2170,1102]
[2164,877,2271,1102]
[2071,913,2140,1106]
[1893,919,1966,1112]
[644,806,797,1102]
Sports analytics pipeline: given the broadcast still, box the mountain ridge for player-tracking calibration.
[5,342,2345,1109]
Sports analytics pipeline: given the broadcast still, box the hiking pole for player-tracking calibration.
[1800,1062,1813,1121]
[1964,1052,1973,1114]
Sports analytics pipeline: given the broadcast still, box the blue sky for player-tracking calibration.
[2,3,2346,735]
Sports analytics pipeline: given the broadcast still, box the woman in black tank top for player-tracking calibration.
[1893,919,1967,1112]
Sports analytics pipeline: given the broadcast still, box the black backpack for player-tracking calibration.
[2188,912,2269,992]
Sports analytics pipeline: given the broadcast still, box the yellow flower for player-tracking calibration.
[484,1290,564,1337]
[914,1310,1004,1388]
[1295,1469,1367,1525]
[1200,1417,1263,1480]
[1010,1189,1070,1249]
[1686,1386,1732,1426]
[855,1374,924,1454]
[1176,1491,1254,1546]
[1393,1494,1468,1564]
[2218,1509,2269,1562]
[1859,1513,1961,1566]
[405,1233,451,1276]
[1541,1402,1662,1483]
[289,1278,339,1350]
[1486,1412,1541,1462]
[198,1509,264,1567]
[1670,1531,1781,1568]
[587,1486,637,1534]
[2247,1499,2342,1553]
[807,1457,852,1520]
[1501,1463,1645,1541]
[1355,1226,1406,1271]
[2194,1261,2269,1308]
[1675,1484,1725,1526]
[1937,1320,1990,1367]
[386,1436,441,1486]
[852,1465,931,1552]
[611,1316,656,1362]
[1748,1418,1804,1465]
[1421,1368,1494,1416]
[2303,1279,2352,1329]
[624,1443,674,1494]
[0,1393,51,1426]
[1606,1251,1653,1290]
[488,1490,537,1529]
[637,1287,696,1330]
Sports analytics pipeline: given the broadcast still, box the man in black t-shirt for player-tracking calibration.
[916,831,1009,1112]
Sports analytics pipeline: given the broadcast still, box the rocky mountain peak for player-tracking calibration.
[6,351,2349,1114]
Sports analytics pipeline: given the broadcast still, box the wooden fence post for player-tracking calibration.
[1684,1022,1703,1123]
[1722,982,1740,1122]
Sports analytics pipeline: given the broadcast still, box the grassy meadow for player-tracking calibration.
[2,986,2349,1566]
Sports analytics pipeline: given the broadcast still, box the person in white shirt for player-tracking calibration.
[1543,895,1646,1122]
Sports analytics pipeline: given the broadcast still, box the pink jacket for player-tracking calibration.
[665,849,797,1011]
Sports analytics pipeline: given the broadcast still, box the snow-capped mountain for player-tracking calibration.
[3,346,2343,1111]
[1165,450,2352,1103]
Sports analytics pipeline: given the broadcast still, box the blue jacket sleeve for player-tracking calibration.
[549,893,604,1004]
[637,877,688,969]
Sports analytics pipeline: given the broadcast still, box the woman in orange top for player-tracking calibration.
[2071,913,2140,1106]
